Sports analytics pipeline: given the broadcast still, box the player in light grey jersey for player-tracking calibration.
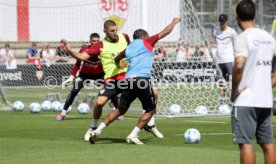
[231,1,276,164]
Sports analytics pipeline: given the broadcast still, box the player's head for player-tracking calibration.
[218,14,228,30]
[31,42,37,49]
[236,0,256,30]
[60,39,67,48]
[4,43,10,50]
[133,29,149,40]
[89,33,100,45]
[103,20,118,42]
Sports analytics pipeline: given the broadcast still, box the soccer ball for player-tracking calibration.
[12,101,24,111]
[184,128,201,143]
[41,100,52,111]
[61,102,72,113]
[195,106,208,115]
[168,104,181,115]
[51,101,62,112]
[77,103,90,114]
[218,104,231,114]
[29,102,41,113]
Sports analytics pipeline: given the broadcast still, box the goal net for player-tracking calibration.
[0,0,231,116]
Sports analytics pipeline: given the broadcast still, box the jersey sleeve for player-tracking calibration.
[71,61,81,77]
[84,42,103,56]
[123,33,130,45]
[234,34,248,57]
[146,34,160,47]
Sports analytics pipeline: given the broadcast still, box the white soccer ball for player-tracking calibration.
[195,106,208,115]
[51,101,62,112]
[219,104,231,115]
[29,102,41,113]
[184,128,201,143]
[41,100,52,111]
[12,101,24,111]
[77,103,90,114]
[61,102,72,113]
[168,104,181,115]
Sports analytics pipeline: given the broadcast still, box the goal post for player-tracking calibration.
[0,0,231,116]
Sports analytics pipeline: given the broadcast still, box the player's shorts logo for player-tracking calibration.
[100,0,128,30]
[100,89,105,94]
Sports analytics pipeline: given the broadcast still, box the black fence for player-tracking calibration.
[0,62,219,87]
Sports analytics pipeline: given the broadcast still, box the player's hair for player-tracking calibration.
[133,29,148,39]
[4,43,10,48]
[104,20,116,29]
[31,42,37,47]
[90,33,100,39]
[236,0,255,21]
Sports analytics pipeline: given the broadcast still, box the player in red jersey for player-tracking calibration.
[56,33,104,121]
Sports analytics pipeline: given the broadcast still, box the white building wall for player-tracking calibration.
[0,0,17,41]
[0,0,180,41]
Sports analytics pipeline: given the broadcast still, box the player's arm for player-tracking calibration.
[272,54,276,87]
[158,18,180,40]
[231,56,246,101]
[114,50,125,68]
[231,35,247,102]
[66,48,90,61]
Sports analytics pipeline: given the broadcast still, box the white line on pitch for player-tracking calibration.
[184,120,228,124]
[175,133,231,136]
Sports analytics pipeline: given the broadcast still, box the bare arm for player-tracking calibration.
[272,55,276,87]
[64,44,90,61]
[114,51,125,68]
[158,18,180,40]
[231,56,246,101]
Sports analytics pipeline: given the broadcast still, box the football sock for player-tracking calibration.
[95,122,106,133]
[147,116,155,127]
[91,119,99,129]
[61,110,67,116]
[129,126,141,137]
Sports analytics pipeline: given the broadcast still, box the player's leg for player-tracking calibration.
[239,144,256,164]
[218,63,228,97]
[85,80,120,142]
[56,76,84,121]
[143,87,164,138]
[109,94,124,120]
[255,108,276,164]
[89,85,137,144]
[127,78,156,144]
[231,107,257,163]
[260,144,276,164]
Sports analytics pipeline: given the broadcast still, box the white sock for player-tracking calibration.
[147,116,155,127]
[95,122,106,134]
[128,126,141,137]
[91,119,99,128]
[143,110,155,127]
[61,110,67,116]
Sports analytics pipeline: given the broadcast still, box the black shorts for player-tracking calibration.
[218,62,233,82]
[98,80,122,99]
[118,77,156,112]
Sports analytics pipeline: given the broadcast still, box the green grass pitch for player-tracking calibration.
[0,110,275,164]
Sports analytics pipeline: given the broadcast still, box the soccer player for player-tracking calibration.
[64,20,163,141]
[89,18,180,144]
[213,14,237,97]
[231,1,276,164]
[56,33,104,121]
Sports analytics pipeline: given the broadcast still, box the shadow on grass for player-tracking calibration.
[94,137,152,144]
